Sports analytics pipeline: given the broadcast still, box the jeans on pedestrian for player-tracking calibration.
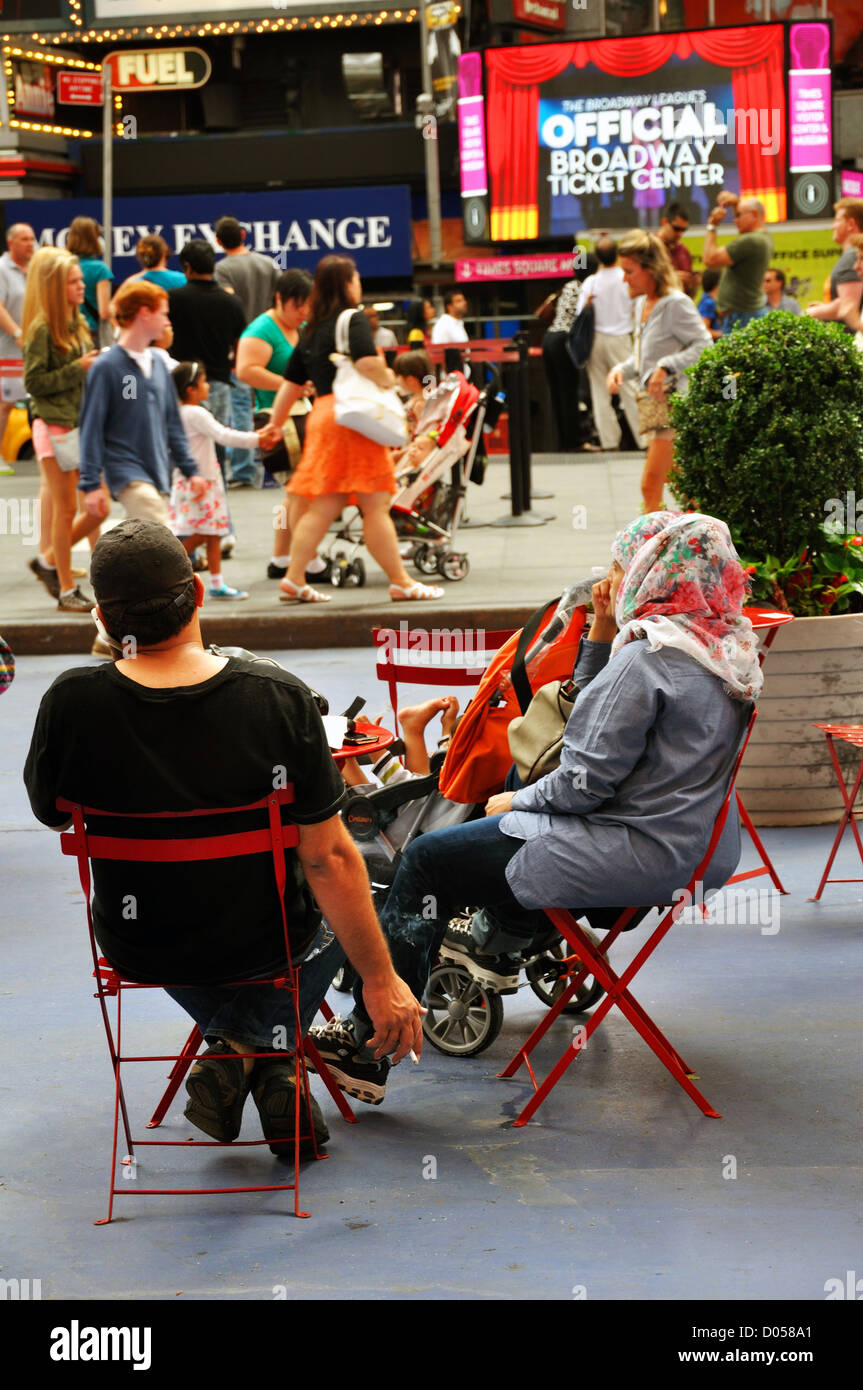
[164,923,345,1053]
[352,815,546,1038]
[206,379,232,481]
[228,374,257,485]
[722,308,768,335]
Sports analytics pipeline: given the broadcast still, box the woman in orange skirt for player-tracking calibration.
[270,254,443,603]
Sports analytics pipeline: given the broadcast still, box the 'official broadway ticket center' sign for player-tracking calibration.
[13,187,413,280]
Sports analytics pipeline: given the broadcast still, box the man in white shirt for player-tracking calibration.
[578,238,642,451]
[431,289,469,374]
[365,306,398,359]
[0,223,36,470]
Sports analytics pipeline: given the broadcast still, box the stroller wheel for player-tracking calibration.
[414,544,440,576]
[438,551,470,582]
[345,557,366,587]
[422,962,504,1056]
[331,553,349,588]
[526,929,605,1014]
[332,961,358,993]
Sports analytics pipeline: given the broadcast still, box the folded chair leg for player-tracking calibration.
[734,793,787,894]
[304,1037,358,1124]
[147,1026,202,1128]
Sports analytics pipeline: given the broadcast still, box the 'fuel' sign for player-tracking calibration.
[105,48,212,92]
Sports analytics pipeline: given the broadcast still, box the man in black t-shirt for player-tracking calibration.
[24,521,423,1151]
[169,240,248,483]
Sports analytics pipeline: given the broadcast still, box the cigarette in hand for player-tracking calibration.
[409,1049,419,1065]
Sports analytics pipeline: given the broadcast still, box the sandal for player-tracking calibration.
[279,577,331,603]
[389,582,444,602]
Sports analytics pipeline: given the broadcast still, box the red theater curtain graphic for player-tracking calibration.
[485,25,786,240]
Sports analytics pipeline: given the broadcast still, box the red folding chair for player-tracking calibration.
[373,624,516,735]
[498,705,759,1127]
[808,723,863,900]
[57,785,356,1225]
[728,607,794,896]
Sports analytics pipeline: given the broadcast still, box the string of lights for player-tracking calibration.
[1,9,423,47]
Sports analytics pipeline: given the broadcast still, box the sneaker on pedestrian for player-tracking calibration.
[221,534,236,559]
[184,1039,251,1141]
[439,915,527,994]
[266,558,332,583]
[209,584,249,600]
[191,550,208,572]
[0,462,14,476]
[57,586,95,613]
[90,636,113,659]
[306,1014,390,1105]
[252,1059,329,1158]
[226,479,254,491]
[29,556,60,600]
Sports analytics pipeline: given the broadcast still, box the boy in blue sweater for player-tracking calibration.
[80,281,205,525]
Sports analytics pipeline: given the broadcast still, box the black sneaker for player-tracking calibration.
[252,1060,329,1158]
[57,586,95,613]
[306,1015,390,1105]
[184,1039,251,1141]
[267,559,332,583]
[29,556,60,599]
[439,916,525,994]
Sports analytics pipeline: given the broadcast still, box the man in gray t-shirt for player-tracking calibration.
[0,223,35,467]
[213,215,278,487]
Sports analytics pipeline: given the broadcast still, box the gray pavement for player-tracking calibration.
[0,451,648,653]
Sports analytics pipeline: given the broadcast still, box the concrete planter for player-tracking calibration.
[736,612,863,826]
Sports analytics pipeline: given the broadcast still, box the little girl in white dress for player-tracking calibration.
[170,361,269,600]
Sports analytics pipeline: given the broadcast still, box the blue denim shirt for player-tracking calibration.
[501,638,748,909]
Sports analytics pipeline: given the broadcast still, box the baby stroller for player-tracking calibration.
[336,746,605,1058]
[323,370,497,588]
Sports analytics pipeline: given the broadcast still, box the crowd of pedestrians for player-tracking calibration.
[540,194,863,506]
[7,192,863,631]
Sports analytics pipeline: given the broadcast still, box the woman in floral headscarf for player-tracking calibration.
[310,511,763,1093]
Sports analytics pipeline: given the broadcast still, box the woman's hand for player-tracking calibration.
[485,791,515,817]
[606,365,624,395]
[589,570,619,642]
[79,350,100,374]
[647,365,669,401]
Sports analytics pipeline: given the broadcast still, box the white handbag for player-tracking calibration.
[331,308,408,448]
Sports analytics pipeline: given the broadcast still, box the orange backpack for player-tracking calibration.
[438,595,587,804]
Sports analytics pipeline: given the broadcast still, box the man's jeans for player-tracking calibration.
[352,816,546,1036]
[723,308,768,335]
[228,375,256,485]
[165,923,344,1053]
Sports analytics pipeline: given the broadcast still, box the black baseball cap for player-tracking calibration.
[91,519,194,632]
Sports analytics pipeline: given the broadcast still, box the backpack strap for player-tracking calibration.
[510,596,561,715]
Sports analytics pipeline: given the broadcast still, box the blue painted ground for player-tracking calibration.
[2,652,862,1302]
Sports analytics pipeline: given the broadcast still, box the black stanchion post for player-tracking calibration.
[492,335,554,528]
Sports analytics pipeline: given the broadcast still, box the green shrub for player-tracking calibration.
[669,313,863,614]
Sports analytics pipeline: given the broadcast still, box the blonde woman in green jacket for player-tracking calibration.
[23,248,102,610]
